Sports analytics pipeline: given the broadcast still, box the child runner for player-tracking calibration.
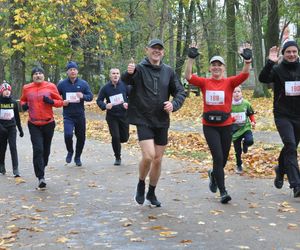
[0,82,24,177]
[231,86,256,174]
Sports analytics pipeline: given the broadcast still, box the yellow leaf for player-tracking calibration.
[56,236,69,243]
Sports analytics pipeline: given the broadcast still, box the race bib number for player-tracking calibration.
[232,112,246,124]
[66,92,80,103]
[109,93,124,105]
[0,109,14,120]
[205,90,225,105]
[285,81,300,96]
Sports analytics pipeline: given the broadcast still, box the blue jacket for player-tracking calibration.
[96,80,130,118]
[57,77,93,117]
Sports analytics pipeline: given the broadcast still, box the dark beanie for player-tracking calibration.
[31,66,45,76]
[282,40,299,54]
[66,61,78,70]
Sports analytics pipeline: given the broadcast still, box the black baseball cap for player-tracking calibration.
[147,39,164,48]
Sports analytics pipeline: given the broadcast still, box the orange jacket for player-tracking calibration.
[20,81,63,126]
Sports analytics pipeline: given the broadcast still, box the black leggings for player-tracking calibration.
[275,116,300,188]
[28,121,55,179]
[203,125,232,193]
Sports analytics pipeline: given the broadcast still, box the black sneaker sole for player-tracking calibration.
[144,199,161,207]
[221,194,232,204]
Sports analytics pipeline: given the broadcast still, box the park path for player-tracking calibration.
[0,113,299,250]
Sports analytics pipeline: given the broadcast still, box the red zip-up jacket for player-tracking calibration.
[20,81,63,126]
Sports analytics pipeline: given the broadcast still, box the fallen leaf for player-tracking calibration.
[56,236,69,243]
[180,239,192,244]
[130,237,144,242]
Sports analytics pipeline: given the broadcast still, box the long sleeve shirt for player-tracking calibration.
[20,81,63,126]
[57,77,93,117]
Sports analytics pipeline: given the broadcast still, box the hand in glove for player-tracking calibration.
[22,103,29,111]
[240,48,252,60]
[187,47,200,59]
[19,129,24,137]
[43,96,54,105]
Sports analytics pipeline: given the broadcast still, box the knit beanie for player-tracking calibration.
[31,66,45,76]
[66,61,78,70]
[282,40,299,54]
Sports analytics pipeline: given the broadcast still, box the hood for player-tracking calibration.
[140,57,163,70]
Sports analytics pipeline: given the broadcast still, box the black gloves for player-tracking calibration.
[19,129,24,137]
[43,96,54,105]
[22,103,29,111]
[187,47,200,59]
[240,48,252,60]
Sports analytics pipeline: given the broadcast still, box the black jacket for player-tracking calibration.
[96,80,129,118]
[259,59,300,118]
[121,57,186,127]
[0,96,23,133]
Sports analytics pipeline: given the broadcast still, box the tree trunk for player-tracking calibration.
[175,0,184,77]
[158,0,168,40]
[265,0,279,54]
[175,0,194,77]
[251,0,271,98]
[226,0,237,76]
[9,0,25,98]
[197,0,218,59]
[168,5,175,69]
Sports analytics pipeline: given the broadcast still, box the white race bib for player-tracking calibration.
[232,112,246,124]
[285,81,300,96]
[0,109,14,120]
[109,93,124,106]
[205,90,225,105]
[66,92,80,103]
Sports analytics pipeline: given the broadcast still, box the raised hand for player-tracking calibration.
[268,46,280,63]
[187,42,199,59]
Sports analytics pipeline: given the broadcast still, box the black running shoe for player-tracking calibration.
[235,165,243,174]
[38,178,47,188]
[74,157,82,167]
[294,187,300,198]
[220,191,231,204]
[208,169,217,193]
[135,182,145,205]
[114,158,121,166]
[66,152,73,163]
[145,194,161,207]
[274,165,284,189]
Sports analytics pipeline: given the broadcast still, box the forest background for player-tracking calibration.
[0,0,299,98]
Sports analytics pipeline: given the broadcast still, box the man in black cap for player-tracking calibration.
[122,39,186,207]
[20,66,64,189]
[57,61,93,166]
[259,40,300,198]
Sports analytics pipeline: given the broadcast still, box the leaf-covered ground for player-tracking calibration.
[20,90,281,179]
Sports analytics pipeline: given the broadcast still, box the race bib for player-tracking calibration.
[109,93,124,106]
[205,90,225,105]
[66,92,80,103]
[285,81,300,96]
[0,109,14,120]
[232,112,246,124]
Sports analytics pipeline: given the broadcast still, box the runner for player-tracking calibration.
[185,44,252,203]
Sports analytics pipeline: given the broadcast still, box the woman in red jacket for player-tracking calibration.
[184,45,252,203]
[20,67,63,189]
